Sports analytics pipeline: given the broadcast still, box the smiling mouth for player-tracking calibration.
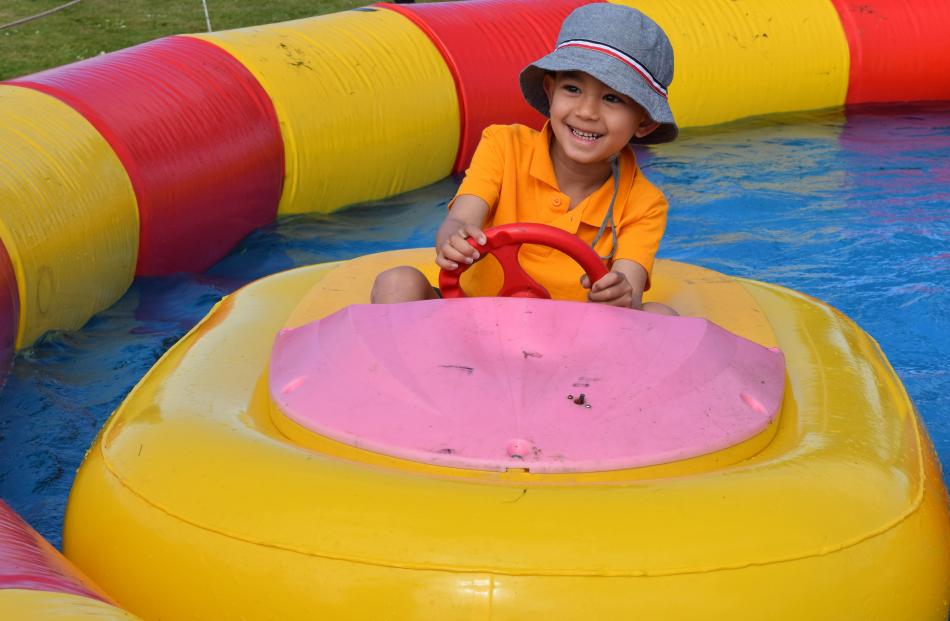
[570,126,602,141]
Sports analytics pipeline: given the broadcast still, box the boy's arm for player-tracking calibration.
[435,194,490,270]
[582,258,648,309]
[609,166,668,301]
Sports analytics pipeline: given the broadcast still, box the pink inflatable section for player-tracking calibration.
[0,500,110,601]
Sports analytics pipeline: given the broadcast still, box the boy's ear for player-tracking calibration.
[635,119,660,139]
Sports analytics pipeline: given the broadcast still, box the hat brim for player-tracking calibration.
[520,47,678,145]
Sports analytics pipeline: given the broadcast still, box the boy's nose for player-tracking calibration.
[576,95,600,119]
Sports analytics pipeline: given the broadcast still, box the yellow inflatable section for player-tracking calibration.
[64,252,950,620]
[0,590,140,621]
[616,0,850,127]
[190,8,459,214]
[0,87,138,347]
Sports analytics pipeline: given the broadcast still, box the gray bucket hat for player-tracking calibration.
[520,3,678,144]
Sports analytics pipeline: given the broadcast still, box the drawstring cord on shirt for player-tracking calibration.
[590,156,620,261]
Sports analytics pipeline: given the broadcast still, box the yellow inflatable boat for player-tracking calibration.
[64,248,950,620]
[1,0,947,619]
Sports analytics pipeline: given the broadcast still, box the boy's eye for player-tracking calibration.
[604,93,624,104]
[562,84,581,94]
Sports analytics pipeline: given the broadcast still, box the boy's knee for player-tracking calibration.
[642,301,678,316]
[371,266,431,303]
[375,266,421,288]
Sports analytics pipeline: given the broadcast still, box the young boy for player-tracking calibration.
[372,3,677,315]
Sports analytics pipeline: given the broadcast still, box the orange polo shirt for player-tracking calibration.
[453,122,668,301]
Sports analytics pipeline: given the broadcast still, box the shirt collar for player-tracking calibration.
[527,122,637,228]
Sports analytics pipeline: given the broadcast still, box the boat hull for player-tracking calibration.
[64,251,950,620]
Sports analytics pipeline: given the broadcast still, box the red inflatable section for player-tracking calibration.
[0,239,16,387]
[378,0,597,172]
[831,0,950,104]
[0,501,109,601]
[9,37,284,275]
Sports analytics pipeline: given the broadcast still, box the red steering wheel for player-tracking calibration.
[438,223,609,299]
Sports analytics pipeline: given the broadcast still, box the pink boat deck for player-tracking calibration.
[269,298,785,473]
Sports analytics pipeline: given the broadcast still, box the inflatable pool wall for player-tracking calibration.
[0,500,140,619]
[0,0,948,616]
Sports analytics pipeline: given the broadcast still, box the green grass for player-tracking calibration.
[0,1,433,80]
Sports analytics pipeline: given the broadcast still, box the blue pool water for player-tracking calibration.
[0,102,947,549]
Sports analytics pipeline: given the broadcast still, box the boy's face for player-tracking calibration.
[543,71,658,167]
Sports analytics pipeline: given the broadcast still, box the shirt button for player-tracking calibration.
[552,197,562,206]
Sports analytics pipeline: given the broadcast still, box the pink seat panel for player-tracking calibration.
[269,298,785,473]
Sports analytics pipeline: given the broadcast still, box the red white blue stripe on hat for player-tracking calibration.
[555,39,668,98]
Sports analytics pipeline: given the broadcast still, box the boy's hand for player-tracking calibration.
[435,195,490,271]
[436,224,487,271]
[581,270,637,308]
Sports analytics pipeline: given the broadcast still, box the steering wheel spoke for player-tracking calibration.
[491,244,550,298]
